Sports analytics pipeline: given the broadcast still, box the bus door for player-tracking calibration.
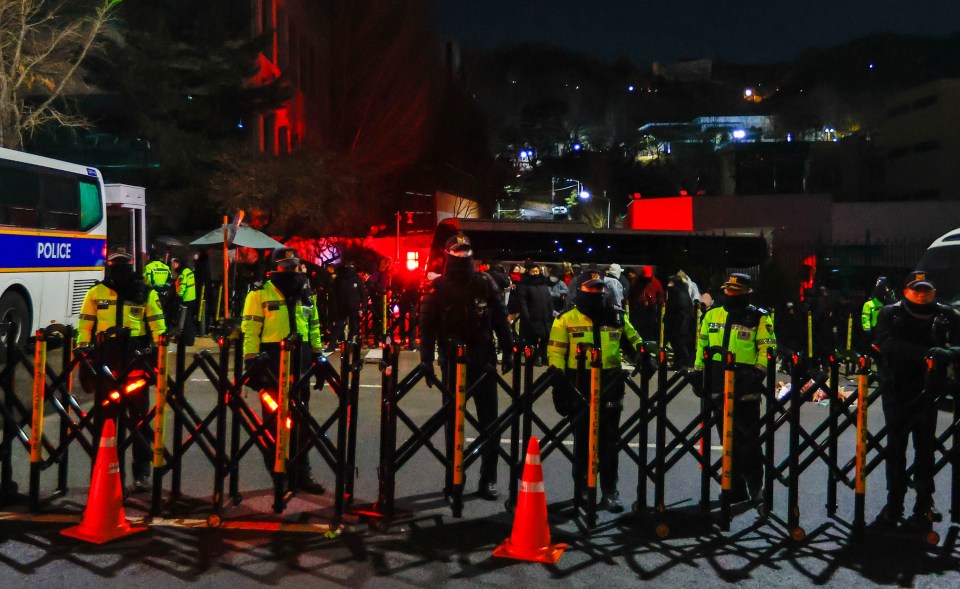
[104,184,147,273]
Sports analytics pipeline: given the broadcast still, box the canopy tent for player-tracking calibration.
[190,225,284,250]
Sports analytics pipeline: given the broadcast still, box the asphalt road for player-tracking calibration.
[1,343,959,588]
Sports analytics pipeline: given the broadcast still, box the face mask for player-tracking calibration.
[577,290,605,320]
[270,271,307,300]
[107,263,136,286]
[723,293,750,310]
[444,253,474,275]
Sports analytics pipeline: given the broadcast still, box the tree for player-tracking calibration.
[208,146,371,239]
[76,0,291,232]
[0,0,119,149]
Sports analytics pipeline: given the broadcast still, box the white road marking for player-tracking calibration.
[464,437,722,451]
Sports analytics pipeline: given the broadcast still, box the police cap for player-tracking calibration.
[271,247,301,272]
[444,233,472,255]
[721,272,753,294]
[107,245,134,264]
[905,270,934,291]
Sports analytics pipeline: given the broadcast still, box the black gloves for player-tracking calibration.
[243,358,266,390]
[73,343,94,357]
[501,349,514,375]
[930,347,957,365]
[635,342,660,378]
[688,369,705,398]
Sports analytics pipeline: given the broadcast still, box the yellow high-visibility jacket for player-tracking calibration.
[241,280,323,358]
[77,283,166,344]
[143,260,172,289]
[176,267,196,303]
[694,305,776,372]
[547,306,641,370]
[861,297,882,336]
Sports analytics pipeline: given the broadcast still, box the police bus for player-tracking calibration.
[0,147,145,348]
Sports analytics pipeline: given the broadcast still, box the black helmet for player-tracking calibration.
[872,276,890,297]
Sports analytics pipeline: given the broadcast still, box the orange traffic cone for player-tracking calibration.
[493,436,566,563]
[61,419,147,544]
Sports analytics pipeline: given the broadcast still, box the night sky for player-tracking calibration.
[432,0,960,65]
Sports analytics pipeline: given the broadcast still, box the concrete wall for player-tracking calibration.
[832,201,960,243]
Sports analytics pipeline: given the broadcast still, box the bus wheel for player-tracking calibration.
[0,291,30,349]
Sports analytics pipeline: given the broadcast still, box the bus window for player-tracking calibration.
[0,164,40,227]
[41,174,80,230]
[78,180,103,231]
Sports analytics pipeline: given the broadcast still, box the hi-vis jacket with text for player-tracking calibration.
[77,283,166,344]
[143,260,172,289]
[241,281,323,358]
[547,307,641,370]
[694,305,776,371]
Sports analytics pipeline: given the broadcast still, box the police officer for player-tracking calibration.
[77,246,166,492]
[419,233,514,500]
[861,276,894,352]
[241,247,326,494]
[171,257,197,346]
[144,250,175,324]
[693,273,776,504]
[548,273,643,512]
[872,271,960,530]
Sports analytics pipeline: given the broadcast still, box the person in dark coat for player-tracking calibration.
[485,261,512,292]
[419,233,514,500]
[871,271,960,530]
[664,275,695,368]
[775,300,804,370]
[628,265,665,342]
[191,249,212,336]
[326,261,364,351]
[516,261,554,365]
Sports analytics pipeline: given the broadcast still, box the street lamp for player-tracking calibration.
[552,176,584,220]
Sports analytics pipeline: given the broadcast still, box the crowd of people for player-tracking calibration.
[75,236,960,528]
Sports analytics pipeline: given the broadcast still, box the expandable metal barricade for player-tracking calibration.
[3,322,960,546]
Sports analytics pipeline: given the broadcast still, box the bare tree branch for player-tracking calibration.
[0,0,118,148]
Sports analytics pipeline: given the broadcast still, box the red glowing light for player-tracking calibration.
[261,391,279,412]
[625,196,693,231]
[124,378,148,394]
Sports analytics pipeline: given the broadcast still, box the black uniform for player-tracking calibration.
[329,263,364,348]
[420,253,514,489]
[664,280,695,368]
[875,300,960,517]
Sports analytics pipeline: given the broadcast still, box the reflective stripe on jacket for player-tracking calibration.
[547,306,641,370]
[77,283,166,344]
[241,280,323,357]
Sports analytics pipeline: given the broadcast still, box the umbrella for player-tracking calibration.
[190,225,285,250]
[155,235,184,247]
